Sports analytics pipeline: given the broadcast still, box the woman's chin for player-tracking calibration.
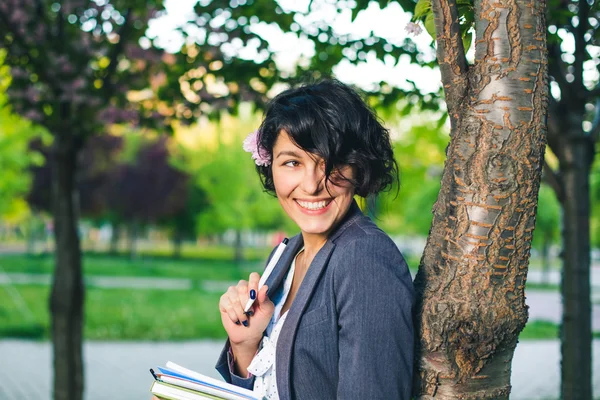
[296,223,333,237]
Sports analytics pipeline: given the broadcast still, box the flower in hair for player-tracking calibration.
[243,130,271,166]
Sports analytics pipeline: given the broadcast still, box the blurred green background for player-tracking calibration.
[0,0,598,345]
[1,96,597,341]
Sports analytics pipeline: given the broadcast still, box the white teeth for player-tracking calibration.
[297,200,329,210]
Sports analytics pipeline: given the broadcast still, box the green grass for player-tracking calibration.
[519,320,600,340]
[3,283,593,341]
[519,320,560,340]
[0,251,588,341]
[0,250,270,340]
[0,284,227,340]
[525,282,560,292]
[0,250,272,281]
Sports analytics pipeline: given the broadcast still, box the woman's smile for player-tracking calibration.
[295,199,332,213]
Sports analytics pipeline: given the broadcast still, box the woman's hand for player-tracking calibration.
[219,272,274,374]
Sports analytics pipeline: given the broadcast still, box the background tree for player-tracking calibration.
[159,182,209,259]
[541,1,600,396]
[0,2,305,398]
[0,1,170,397]
[195,132,288,262]
[106,135,189,258]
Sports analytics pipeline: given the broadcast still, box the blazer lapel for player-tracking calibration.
[276,239,336,400]
[264,234,304,299]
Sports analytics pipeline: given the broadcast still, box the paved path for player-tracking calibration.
[2,339,599,399]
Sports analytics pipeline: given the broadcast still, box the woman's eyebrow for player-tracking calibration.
[276,150,302,159]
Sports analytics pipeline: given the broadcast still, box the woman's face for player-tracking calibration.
[271,130,355,243]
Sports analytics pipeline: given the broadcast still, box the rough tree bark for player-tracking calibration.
[413,0,548,398]
[49,134,84,400]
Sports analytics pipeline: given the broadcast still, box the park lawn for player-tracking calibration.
[0,284,227,340]
[0,251,269,281]
[0,252,423,280]
[2,284,595,341]
[519,320,559,340]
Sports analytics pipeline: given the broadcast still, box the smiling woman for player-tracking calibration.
[215,79,415,400]
[271,132,356,242]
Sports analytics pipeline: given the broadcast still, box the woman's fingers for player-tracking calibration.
[220,285,248,326]
[256,285,274,314]
[257,284,269,303]
[245,272,260,314]
[218,273,271,332]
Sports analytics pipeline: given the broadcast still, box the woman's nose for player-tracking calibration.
[300,167,325,195]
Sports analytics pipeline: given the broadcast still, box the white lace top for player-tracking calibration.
[247,248,303,399]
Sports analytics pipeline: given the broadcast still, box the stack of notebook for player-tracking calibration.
[150,361,258,400]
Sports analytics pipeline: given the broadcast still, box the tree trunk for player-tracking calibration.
[128,221,138,260]
[109,222,120,255]
[560,139,592,399]
[541,237,550,285]
[234,229,243,263]
[49,136,84,400]
[25,215,36,255]
[172,229,183,259]
[414,1,548,398]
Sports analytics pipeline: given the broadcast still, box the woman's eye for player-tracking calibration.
[284,160,299,167]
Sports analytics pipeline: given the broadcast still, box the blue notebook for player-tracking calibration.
[150,361,259,400]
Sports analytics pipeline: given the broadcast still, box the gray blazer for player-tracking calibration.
[216,201,415,399]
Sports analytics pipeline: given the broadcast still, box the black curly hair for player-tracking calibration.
[255,79,399,198]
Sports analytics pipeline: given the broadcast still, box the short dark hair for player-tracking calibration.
[256,79,399,198]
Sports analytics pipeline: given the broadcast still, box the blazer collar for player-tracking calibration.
[275,199,364,400]
[264,234,304,299]
[328,199,363,243]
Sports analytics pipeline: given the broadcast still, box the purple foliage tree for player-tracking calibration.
[0,2,303,398]
[0,2,167,399]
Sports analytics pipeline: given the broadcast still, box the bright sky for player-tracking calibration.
[147,0,442,94]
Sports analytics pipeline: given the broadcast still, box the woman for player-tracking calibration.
[216,80,414,399]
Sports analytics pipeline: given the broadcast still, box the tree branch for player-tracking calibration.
[0,9,55,88]
[573,0,589,94]
[431,0,468,118]
[547,41,570,100]
[547,95,564,161]
[102,7,133,96]
[542,159,564,204]
[590,93,600,146]
[33,0,51,38]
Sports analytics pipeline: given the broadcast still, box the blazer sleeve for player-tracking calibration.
[215,245,280,388]
[333,234,415,400]
[215,339,256,389]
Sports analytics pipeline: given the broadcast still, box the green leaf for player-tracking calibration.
[414,0,432,19]
[424,12,436,39]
